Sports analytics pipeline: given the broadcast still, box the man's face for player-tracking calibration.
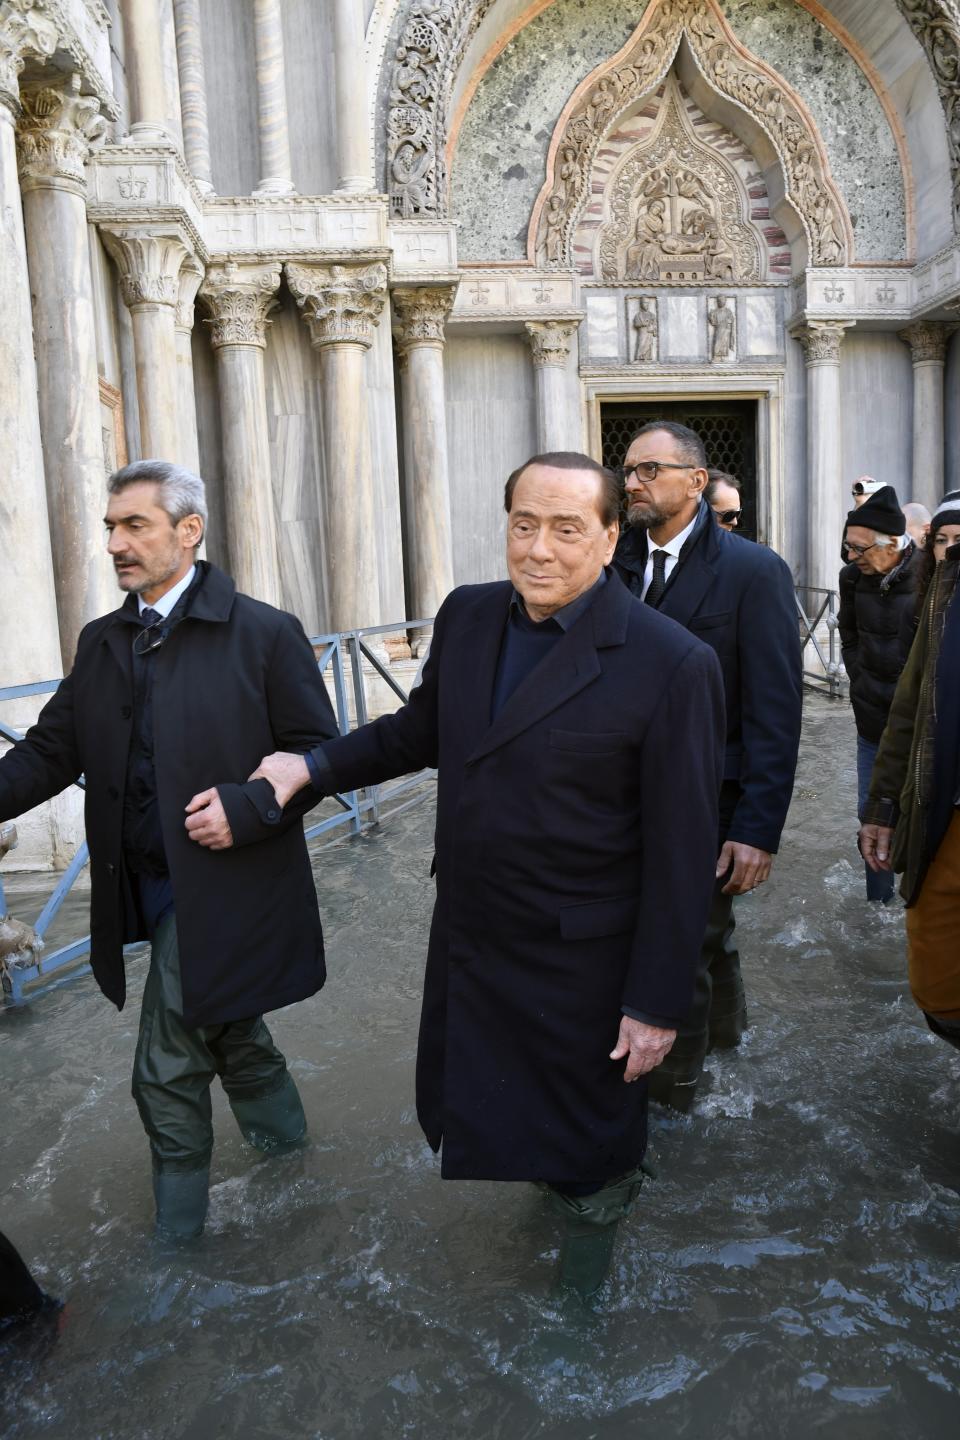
[105,483,200,598]
[844,524,901,575]
[623,429,706,530]
[710,481,741,531]
[506,464,619,622]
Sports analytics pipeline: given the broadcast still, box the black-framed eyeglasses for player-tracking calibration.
[842,539,882,558]
[133,624,167,656]
[622,460,695,484]
[717,509,740,525]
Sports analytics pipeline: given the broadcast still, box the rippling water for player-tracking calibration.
[2,696,959,1438]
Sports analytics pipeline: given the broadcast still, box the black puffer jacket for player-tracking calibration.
[838,543,922,742]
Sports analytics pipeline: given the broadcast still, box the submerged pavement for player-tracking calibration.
[1,694,959,1440]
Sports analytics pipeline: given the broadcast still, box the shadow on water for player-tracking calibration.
[2,697,959,1438]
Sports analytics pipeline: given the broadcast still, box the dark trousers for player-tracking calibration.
[132,914,291,1173]
[856,736,895,902]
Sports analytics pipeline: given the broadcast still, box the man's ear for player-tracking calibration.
[690,467,708,497]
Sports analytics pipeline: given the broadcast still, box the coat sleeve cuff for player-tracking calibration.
[305,747,335,793]
[622,1006,680,1029]
[861,796,899,828]
[218,779,283,847]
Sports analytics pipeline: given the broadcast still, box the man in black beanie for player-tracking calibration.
[839,484,923,901]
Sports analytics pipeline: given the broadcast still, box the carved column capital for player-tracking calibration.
[16,72,106,195]
[795,321,850,366]
[524,319,580,369]
[175,256,205,334]
[199,259,281,348]
[392,284,457,353]
[899,320,948,365]
[286,261,388,349]
[0,0,58,117]
[100,225,193,311]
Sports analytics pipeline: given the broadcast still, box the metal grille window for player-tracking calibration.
[600,400,758,540]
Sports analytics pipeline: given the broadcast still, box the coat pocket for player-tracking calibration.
[548,729,629,755]
[559,895,639,940]
[689,611,732,633]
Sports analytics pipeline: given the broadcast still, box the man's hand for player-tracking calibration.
[859,823,895,872]
[248,752,311,809]
[184,788,234,850]
[717,840,772,895]
[610,1018,676,1083]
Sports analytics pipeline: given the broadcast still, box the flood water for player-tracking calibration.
[2,694,959,1439]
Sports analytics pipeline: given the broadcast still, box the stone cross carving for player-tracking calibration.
[286,262,389,349]
[630,297,658,362]
[708,295,736,361]
[199,261,281,349]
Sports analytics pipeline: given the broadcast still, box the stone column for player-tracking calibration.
[101,225,191,460]
[173,0,213,192]
[253,0,294,195]
[899,321,948,512]
[121,0,174,143]
[524,320,582,452]
[797,322,850,593]
[0,2,64,686]
[393,286,456,641]
[286,261,388,631]
[332,0,372,192]
[16,74,116,667]
[199,261,283,605]
[174,258,204,474]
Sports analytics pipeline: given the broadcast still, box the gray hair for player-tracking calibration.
[107,459,207,540]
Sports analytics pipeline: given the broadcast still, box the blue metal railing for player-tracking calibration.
[0,618,435,1004]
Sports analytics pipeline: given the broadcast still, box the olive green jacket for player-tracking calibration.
[864,547,960,906]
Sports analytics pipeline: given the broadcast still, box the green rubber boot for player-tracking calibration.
[549,1167,645,1299]
[152,1166,209,1239]
[228,1072,307,1153]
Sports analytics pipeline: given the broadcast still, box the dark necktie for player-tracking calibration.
[140,607,162,629]
[645,549,669,606]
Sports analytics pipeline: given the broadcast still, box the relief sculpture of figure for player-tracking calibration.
[632,297,658,362]
[542,193,566,265]
[708,294,736,360]
[624,199,665,280]
[391,140,432,217]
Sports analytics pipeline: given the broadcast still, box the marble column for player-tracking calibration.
[899,321,948,512]
[0,3,64,686]
[101,225,192,460]
[797,322,851,594]
[524,320,582,452]
[17,74,116,667]
[121,0,174,143]
[286,261,388,631]
[199,261,283,605]
[253,0,294,196]
[393,287,456,640]
[174,258,204,474]
[173,0,213,192]
[332,0,372,192]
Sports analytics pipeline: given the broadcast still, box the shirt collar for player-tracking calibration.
[138,564,197,619]
[510,568,607,631]
[652,503,701,559]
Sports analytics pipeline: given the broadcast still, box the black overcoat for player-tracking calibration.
[614,508,803,854]
[837,546,922,744]
[0,564,338,1028]
[318,572,724,1183]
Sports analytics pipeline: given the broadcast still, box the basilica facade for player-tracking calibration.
[1,0,959,863]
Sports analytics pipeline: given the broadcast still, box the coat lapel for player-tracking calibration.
[656,509,720,627]
[466,572,630,763]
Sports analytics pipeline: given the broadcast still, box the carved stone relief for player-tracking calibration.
[532,0,850,270]
[595,81,761,286]
[200,261,281,349]
[286,262,389,349]
[708,293,736,360]
[0,0,57,114]
[895,1,960,229]
[628,296,658,362]
[16,73,106,195]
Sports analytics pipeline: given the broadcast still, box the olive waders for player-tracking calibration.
[547,1166,648,1298]
[133,915,307,1238]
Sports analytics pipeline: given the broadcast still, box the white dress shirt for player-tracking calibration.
[137,564,196,619]
[639,507,700,601]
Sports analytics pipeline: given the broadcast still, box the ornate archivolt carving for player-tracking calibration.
[595,80,761,285]
[899,319,949,363]
[0,0,57,114]
[199,260,281,348]
[523,318,579,368]
[16,72,105,195]
[895,1,960,229]
[286,261,389,348]
[392,283,457,349]
[532,0,850,271]
[100,226,193,310]
[385,0,496,219]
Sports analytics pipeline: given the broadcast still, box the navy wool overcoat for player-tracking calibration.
[320,570,725,1183]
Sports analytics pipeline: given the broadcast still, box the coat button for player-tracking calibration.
[121,705,132,720]
[267,809,279,820]
[106,862,117,876]
[107,785,119,800]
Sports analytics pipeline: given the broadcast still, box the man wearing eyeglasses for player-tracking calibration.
[839,484,922,903]
[611,420,802,1111]
[0,460,338,1238]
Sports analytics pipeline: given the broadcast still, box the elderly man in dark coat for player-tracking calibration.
[243,453,724,1295]
[0,461,337,1237]
[612,420,803,1111]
